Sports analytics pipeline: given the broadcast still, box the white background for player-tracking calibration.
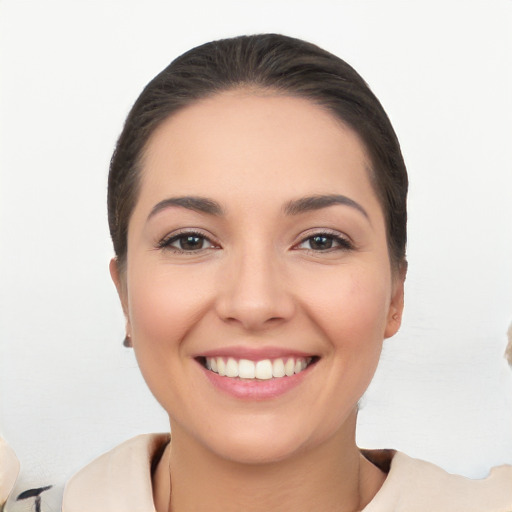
[1,1,511,510]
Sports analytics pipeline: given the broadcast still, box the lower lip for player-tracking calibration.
[200,363,314,400]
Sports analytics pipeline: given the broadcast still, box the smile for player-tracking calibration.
[202,356,315,380]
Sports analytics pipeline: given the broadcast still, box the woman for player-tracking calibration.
[63,34,512,511]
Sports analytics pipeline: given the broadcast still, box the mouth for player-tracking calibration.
[197,355,319,380]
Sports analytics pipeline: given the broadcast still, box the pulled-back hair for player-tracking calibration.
[108,34,407,270]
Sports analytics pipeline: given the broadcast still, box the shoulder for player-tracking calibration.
[363,450,512,512]
[62,433,169,512]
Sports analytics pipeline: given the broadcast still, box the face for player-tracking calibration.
[111,92,404,464]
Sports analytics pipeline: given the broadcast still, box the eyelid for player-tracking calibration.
[156,228,220,252]
[292,228,354,251]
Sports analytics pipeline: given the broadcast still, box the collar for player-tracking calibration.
[62,433,512,512]
[63,433,169,512]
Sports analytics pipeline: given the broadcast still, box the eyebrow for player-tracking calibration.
[147,193,368,221]
[283,194,369,219]
[148,196,224,220]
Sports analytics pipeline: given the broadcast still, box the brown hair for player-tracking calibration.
[108,34,408,271]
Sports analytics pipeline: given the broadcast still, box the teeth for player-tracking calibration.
[226,358,239,378]
[295,359,307,373]
[272,358,285,378]
[284,358,295,377]
[204,356,313,380]
[239,359,255,379]
[217,358,226,377]
[255,360,273,380]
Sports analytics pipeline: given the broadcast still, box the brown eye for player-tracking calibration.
[178,235,205,251]
[159,232,216,253]
[309,235,333,250]
[296,233,353,252]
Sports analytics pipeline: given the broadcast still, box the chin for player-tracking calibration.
[191,410,346,467]
[208,430,308,465]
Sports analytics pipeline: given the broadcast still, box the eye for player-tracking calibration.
[158,231,217,253]
[296,232,353,252]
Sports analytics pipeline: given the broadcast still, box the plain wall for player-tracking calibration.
[1,1,511,510]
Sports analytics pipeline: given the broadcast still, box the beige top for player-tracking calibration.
[63,433,512,512]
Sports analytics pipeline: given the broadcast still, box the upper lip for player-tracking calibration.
[195,346,317,361]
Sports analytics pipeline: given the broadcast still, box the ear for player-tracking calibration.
[384,268,406,339]
[109,258,131,336]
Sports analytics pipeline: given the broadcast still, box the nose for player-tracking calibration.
[215,246,295,331]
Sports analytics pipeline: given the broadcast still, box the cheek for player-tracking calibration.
[299,264,391,346]
[125,262,216,412]
[125,262,216,406]
[283,265,391,443]
[127,263,211,345]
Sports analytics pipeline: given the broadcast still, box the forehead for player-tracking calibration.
[138,91,378,213]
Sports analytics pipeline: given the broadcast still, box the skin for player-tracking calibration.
[111,91,405,511]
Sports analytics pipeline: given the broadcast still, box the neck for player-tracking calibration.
[153,413,385,512]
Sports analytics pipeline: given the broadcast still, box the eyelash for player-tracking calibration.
[157,230,218,254]
[157,229,353,255]
[294,230,354,253]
